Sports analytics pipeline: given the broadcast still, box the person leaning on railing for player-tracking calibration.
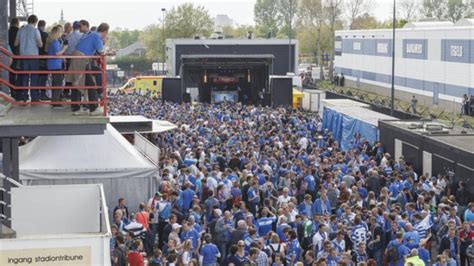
[45,25,68,109]
[69,21,109,116]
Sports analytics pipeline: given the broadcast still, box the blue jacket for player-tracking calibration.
[313,198,331,215]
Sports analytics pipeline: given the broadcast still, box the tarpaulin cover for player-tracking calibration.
[19,124,158,213]
[322,107,397,150]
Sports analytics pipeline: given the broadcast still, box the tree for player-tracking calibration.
[422,0,470,22]
[254,0,281,37]
[109,29,141,50]
[345,0,375,29]
[276,0,298,38]
[398,0,421,21]
[140,3,213,61]
[446,0,470,22]
[164,3,214,38]
[422,0,448,20]
[351,13,380,29]
[324,0,344,80]
[222,25,256,39]
[299,0,325,79]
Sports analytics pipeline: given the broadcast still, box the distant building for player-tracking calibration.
[115,41,146,58]
[214,14,233,28]
[335,20,474,110]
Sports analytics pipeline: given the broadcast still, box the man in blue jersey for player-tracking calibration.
[180,221,201,254]
[69,20,108,115]
[313,189,331,216]
[181,182,196,216]
[403,223,420,250]
[286,230,301,265]
[256,207,277,238]
[386,231,410,266]
[247,181,260,216]
[200,234,220,266]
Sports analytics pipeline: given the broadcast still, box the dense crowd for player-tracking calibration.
[107,93,474,266]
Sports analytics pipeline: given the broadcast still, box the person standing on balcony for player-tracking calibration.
[8,17,20,100]
[64,21,83,99]
[37,20,50,101]
[70,20,108,115]
[46,25,68,109]
[15,14,43,102]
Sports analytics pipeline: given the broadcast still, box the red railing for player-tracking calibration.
[0,46,107,115]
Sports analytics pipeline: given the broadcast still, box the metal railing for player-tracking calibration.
[0,46,108,115]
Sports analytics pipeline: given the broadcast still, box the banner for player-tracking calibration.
[1,246,91,266]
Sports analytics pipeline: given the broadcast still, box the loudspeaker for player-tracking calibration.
[162,78,183,104]
[271,77,292,108]
[183,93,191,103]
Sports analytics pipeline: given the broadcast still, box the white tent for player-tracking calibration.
[19,124,158,213]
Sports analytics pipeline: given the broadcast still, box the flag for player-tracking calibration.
[415,213,432,239]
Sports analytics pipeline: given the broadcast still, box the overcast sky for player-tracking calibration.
[33,0,395,30]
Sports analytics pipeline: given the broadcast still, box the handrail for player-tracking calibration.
[0,46,108,115]
[0,46,102,59]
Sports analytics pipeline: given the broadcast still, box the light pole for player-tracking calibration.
[390,0,396,116]
[288,0,293,73]
[161,8,166,74]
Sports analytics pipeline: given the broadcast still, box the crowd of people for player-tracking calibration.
[7,15,108,115]
[107,93,473,266]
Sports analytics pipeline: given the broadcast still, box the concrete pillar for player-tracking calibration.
[9,0,16,20]
[1,0,9,93]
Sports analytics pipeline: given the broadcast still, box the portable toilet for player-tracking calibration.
[293,88,304,108]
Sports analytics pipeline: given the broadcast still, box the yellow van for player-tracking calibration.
[119,76,164,95]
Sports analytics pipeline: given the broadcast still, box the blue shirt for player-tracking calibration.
[304,175,316,191]
[248,187,259,204]
[256,216,276,237]
[17,24,41,55]
[180,228,200,249]
[403,231,420,249]
[47,40,62,70]
[181,188,195,210]
[75,31,104,56]
[200,243,220,265]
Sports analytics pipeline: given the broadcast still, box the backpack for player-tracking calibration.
[387,244,398,263]
[269,244,282,264]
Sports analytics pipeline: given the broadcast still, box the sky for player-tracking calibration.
[32,0,395,31]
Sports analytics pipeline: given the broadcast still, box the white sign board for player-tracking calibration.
[377,43,388,53]
[395,139,402,161]
[423,151,432,177]
[406,43,423,54]
[353,42,361,51]
[117,71,125,78]
[152,62,159,71]
[106,64,118,70]
[335,41,342,49]
[450,45,463,57]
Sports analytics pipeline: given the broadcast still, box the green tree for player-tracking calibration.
[446,0,470,22]
[299,0,325,79]
[222,25,256,39]
[254,0,281,37]
[422,0,448,20]
[109,28,141,50]
[140,3,213,61]
[276,0,298,38]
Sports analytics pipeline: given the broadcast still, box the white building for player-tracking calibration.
[334,20,474,109]
[214,14,234,28]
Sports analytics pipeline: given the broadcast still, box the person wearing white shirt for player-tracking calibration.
[277,188,292,207]
[312,224,329,253]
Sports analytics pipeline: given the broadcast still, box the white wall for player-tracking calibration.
[335,27,474,102]
[11,185,101,237]
[0,235,110,266]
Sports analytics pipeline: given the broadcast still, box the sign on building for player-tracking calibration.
[450,45,463,57]
[406,43,423,54]
[117,71,125,78]
[353,42,361,51]
[377,43,388,54]
[152,62,159,71]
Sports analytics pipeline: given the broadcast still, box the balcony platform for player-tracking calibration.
[0,104,108,137]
